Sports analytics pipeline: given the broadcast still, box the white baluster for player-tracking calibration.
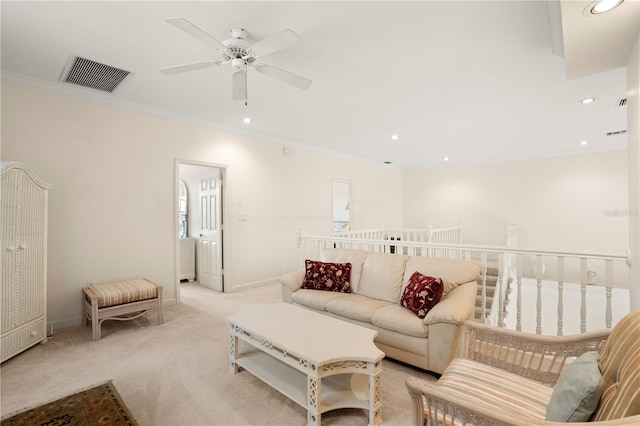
[580,258,587,333]
[516,255,523,332]
[498,253,504,327]
[605,260,613,329]
[481,252,487,323]
[535,254,543,335]
[557,256,564,336]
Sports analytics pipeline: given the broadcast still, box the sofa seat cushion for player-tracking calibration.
[436,358,552,420]
[325,294,392,323]
[371,304,429,338]
[291,289,350,311]
[373,327,430,356]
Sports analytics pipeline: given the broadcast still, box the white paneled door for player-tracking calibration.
[198,169,222,291]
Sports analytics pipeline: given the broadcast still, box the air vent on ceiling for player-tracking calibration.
[617,98,627,107]
[606,130,627,136]
[60,56,132,93]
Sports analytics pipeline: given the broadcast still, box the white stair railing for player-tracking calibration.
[427,223,462,259]
[297,232,630,335]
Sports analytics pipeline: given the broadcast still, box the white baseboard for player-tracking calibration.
[227,278,278,292]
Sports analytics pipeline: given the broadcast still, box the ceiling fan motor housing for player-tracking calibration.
[221,33,252,62]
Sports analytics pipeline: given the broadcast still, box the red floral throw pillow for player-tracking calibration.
[301,260,352,293]
[401,271,444,318]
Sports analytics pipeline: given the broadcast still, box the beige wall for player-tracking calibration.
[403,151,628,251]
[403,151,629,283]
[1,82,404,328]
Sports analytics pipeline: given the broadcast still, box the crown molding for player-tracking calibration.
[1,71,391,170]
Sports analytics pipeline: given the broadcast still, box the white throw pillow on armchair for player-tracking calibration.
[545,351,604,422]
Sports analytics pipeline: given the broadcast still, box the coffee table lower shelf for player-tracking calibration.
[228,304,383,426]
[234,349,375,414]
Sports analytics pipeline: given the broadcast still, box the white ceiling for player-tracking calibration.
[1,1,637,170]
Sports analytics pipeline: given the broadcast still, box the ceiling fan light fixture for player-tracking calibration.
[231,58,247,74]
[588,0,624,14]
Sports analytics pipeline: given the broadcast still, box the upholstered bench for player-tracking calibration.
[82,279,163,340]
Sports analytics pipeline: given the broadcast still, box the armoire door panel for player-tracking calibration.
[1,162,50,363]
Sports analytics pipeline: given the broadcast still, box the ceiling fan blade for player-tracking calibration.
[255,63,312,90]
[232,69,247,101]
[166,18,226,50]
[251,29,302,58]
[159,61,221,75]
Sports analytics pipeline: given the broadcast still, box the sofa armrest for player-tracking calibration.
[278,270,305,303]
[423,280,476,326]
[457,321,610,386]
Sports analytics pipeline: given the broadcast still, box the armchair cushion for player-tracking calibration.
[436,357,552,420]
[545,351,604,422]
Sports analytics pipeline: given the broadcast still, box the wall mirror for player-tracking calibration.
[332,180,351,232]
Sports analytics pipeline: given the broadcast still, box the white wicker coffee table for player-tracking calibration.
[229,303,384,426]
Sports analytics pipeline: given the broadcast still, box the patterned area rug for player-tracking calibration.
[1,381,137,425]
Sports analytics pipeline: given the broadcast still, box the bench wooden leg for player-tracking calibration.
[91,299,100,341]
[82,292,88,326]
[157,287,164,324]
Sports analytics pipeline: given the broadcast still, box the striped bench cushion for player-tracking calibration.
[435,357,553,421]
[84,279,159,308]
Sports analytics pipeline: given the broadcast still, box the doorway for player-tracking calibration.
[176,160,226,302]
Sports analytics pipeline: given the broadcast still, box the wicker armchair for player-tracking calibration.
[406,309,640,425]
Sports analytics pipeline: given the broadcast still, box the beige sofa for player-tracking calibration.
[278,248,481,374]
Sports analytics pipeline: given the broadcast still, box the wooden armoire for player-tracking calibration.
[1,162,51,362]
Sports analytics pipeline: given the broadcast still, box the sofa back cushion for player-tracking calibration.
[591,308,640,421]
[402,257,481,297]
[320,248,367,293]
[358,252,409,303]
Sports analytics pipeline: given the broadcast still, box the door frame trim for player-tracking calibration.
[174,159,228,303]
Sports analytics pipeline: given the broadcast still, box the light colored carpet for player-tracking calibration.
[0,282,437,425]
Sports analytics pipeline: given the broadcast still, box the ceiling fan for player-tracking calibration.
[159,18,312,102]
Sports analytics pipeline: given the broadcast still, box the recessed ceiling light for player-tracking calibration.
[443,157,449,162]
[580,140,589,146]
[589,0,624,14]
[390,134,399,141]
[384,161,392,165]
[579,97,597,104]
[243,117,252,124]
